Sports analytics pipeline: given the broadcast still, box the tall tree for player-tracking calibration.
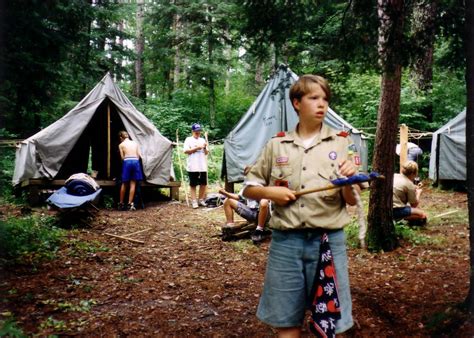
[465,0,474,315]
[409,0,438,122]
[135,0,146,99]
[367,0,406,251]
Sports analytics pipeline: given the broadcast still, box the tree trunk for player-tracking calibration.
[172,8,181,94]
[411,0,437,122]
[465,0,474,315]
[207,7,216,128]
[135,0,146,99]
[367,0,405,252]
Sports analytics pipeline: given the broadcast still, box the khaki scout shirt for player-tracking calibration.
[393,173,417,208]
[245,125,356,231]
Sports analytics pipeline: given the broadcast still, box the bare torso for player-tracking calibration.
[119,138,141,160]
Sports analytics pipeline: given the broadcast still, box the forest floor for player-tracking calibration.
[1,185,474,337]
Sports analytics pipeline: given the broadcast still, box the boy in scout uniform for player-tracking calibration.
[243,75,360,337]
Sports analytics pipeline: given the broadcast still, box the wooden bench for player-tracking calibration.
[20,179,181,206]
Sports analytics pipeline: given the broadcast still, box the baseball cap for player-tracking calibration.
[191,123,202,131]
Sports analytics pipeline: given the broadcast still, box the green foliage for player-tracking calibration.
[0,147,20,203]
[344,218,362,249]
[0,215,65,266]
[394,221,433,246]
[39,316,67,331]
[0,319,27,338]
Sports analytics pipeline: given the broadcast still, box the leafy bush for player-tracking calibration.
[0,215,65,266]
[0,319,26,338]
[0,147,17,202]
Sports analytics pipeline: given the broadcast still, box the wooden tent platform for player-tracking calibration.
[20,178,181,206]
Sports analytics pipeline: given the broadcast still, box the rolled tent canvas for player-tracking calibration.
[223,65,368,183]
[429,109,466,182]
[13,73,173,186]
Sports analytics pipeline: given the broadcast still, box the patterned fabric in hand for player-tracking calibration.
[309,233,341,338]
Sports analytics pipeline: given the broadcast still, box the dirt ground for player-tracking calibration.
[1,185,474,337]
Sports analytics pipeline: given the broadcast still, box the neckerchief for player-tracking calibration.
[309,233,341,338]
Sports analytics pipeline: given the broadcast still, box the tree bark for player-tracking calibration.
[367,0,405,252]
[172,7,181,94]
[207,5,216,128]
[465,0,474,315]
[411,0,437,122]
[135,0,146,99]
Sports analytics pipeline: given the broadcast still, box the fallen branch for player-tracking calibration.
[122,228,152,238]
[104,232,145,244]
[431,209,459,219]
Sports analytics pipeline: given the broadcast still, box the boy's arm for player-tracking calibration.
[119,143,125,160]
[218,189,239,200]
[244,185,296,206]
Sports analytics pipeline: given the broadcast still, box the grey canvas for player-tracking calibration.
[223,65,368,183]
[13,73,173,186]
[429,109,466,182]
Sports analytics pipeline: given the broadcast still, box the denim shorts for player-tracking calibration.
[393,206,412,220]
[235,202,258,222]
[257,229,353,333]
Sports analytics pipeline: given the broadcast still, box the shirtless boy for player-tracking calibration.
[118,131,143,211]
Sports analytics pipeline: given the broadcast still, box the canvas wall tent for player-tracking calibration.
[13,73,173,186]
[223,65,368,183]
[428,109,466,182]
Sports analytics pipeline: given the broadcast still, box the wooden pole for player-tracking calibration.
[294,175,385,198]
[399,124,408,172]
[107,103,111,178]
[176,129,190,206]
[204,131,211,160]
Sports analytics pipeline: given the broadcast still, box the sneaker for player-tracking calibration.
[250,229,265,244]
[251,229,271,244]
[118,202,125,211]
[192,200,199,209]
[128,202,136,211]
[199,199,207,207]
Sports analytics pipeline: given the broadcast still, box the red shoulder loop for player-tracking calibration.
[275,131,286,137]
[337,131,349,137]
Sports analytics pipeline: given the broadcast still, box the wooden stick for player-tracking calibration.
[103,232,145,244]
[204,131,212,160]
[294,175,385,198]
[431,209,459,219]
[294,184,340,197]
[176,129,190,206]
[122,227,151,237]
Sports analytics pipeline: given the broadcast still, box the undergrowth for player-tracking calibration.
[0,215,65,266]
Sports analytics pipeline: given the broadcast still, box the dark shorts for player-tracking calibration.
[188,171,207,187]
[235,202,258,222]
[122,158,143,182]
[393,206,412,220]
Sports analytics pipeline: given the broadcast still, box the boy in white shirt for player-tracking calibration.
[183,123,208,208]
